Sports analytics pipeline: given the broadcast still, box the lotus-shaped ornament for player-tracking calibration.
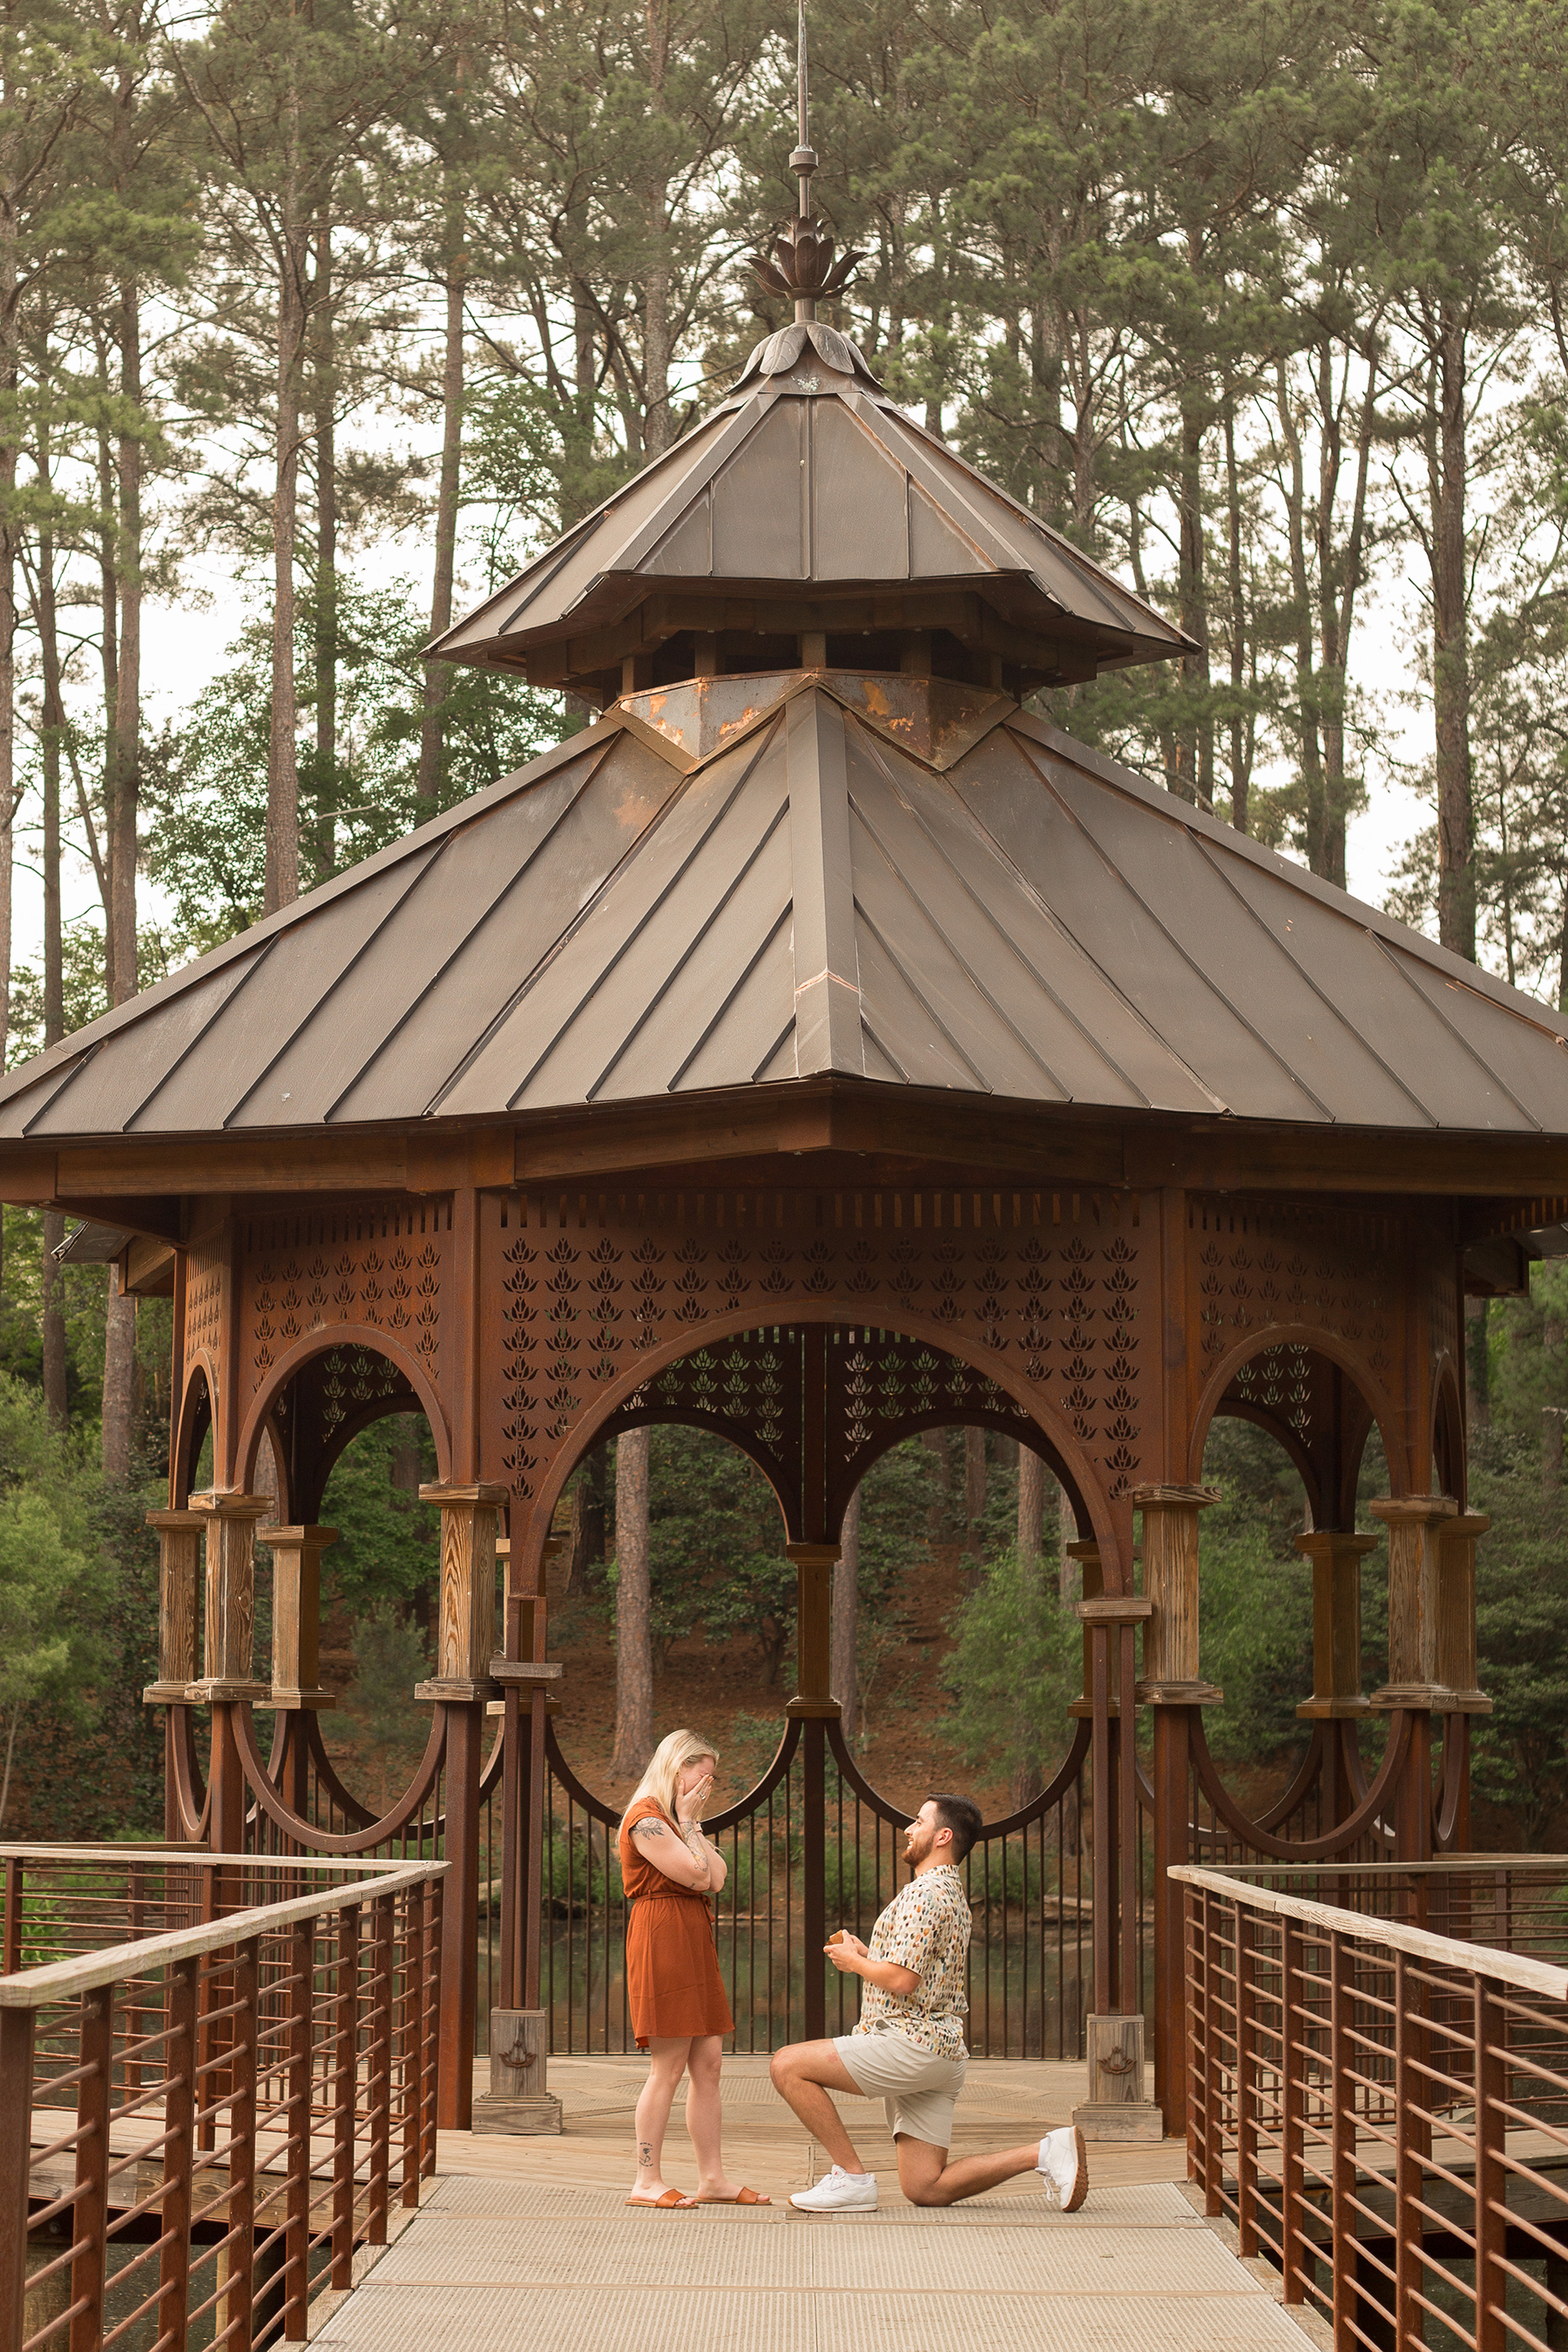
[752,213,863,302]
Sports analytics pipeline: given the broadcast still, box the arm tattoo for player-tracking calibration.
[632,1820,667,1840]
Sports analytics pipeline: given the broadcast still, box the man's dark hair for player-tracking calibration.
[929,1794,983,1864]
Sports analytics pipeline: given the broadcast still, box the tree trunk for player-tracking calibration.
[1018,1447,1044,1564]
[266,86,305,914]
[963,1424,986,1571]
[0,83,17,1084]
[102,1275,136,1484]
[566,1451,605,1598]
[610,1427,652,1778]
[416,172,465,814]
[831,1485,861,1743]
[37,486,67,1430]
[312,212,335,886]
[1431,309,1473,961]
[111,275,140,1005]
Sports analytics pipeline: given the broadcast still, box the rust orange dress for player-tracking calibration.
[619,1798,734,2048]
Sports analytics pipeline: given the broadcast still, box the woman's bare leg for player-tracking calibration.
[686,2034,754,2198]
[630,2038,695,2201]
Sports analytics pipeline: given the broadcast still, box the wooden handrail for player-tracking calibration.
[1172,1862,1568,2000]
[0,1855,445,2005]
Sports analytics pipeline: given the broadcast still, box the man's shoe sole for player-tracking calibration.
[1062,2127,1088,2213]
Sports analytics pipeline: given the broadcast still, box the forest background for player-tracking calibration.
[5,0,1568,1839]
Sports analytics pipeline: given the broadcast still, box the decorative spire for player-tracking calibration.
[751,1,862,323]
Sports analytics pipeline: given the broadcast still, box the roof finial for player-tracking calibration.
[752,0,862,325]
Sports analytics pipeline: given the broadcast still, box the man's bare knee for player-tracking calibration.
[769,2048,798,2092]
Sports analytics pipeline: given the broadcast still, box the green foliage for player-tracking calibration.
[0,1371,162,1839]
[639,1426,795,1681]
[1196,1420,1315,1765]
[144,584,568,935]
[344,1604,432,1755]
[317,1414,440,1617]
[942,1543,1079,1788]
[1467,1425,1568,1845]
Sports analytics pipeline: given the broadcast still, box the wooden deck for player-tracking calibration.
[306,2058,1321,2349]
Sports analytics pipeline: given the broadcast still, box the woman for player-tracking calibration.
[618,1728,769,2207]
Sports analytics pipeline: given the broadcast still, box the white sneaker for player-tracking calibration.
[1037,2126,1087,2212]
[789,2165,878,2213]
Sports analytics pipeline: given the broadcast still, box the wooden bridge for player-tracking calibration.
[5,1844,1568,2350]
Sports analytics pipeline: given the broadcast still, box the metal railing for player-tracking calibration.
[1177,1858,1568,2351]
[0,1845,445,2352]
[539,1714,1125,2058]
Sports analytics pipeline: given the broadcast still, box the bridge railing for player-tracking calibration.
[0,1845,445,2352]
[1176,1858,1568,2351]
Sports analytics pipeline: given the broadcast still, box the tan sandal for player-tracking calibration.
[625,2187,698,2207]
[697,2186,771,2204]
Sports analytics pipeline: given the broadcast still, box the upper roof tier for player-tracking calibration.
[427,323,1194,703]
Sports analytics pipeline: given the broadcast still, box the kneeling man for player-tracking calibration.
[772,1792,1085,2213]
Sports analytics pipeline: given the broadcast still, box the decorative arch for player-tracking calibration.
[1187,1321,1402,1526]
[236,1322,452,1520]
[511,1304,1117,1588]
[172,1359,215,1505]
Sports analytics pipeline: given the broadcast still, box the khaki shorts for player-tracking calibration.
[834,2028,968,2150]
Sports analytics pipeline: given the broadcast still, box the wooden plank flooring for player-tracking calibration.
[304,2058,1317,2349]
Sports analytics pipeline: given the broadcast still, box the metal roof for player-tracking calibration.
[427,326,1192,690]
[4,673,1568,1145]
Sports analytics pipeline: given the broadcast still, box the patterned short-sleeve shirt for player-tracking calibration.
[854,1864,971,2060]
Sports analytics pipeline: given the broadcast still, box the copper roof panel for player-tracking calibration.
[1040,759,1440,1128]
[852,918,994,1091]
[1196,849,1482,1128]
[226,744,617,1128]
[444,720,788,1114]
[1383,951,1568,1130]
[329,734,686,1125]
[710,402,808,579]
[598,819,794,1100]
[949,735,1314,1120]
[810,401,910,581]
[0,953,261,1139]
[875,731,1215,1112]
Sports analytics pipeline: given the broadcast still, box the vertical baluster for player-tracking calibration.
[0,2006,34,2352]
[425,1875,443,2180]
[67,1982,113,2352]
[225,1936,260,2352]
[1330,1932,1355,2344]
[366,1896,395,2246]
[1474,1974,1506,2352]
[282,1915,314,2341]
[331,1905,360,2290]
[156,1957,197,2352]
[402,1882,425,2207]
[1235,1902,1257,2254]
[1281,1918,1307,2309]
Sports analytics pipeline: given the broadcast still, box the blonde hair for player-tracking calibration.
[622,1728,719,1829]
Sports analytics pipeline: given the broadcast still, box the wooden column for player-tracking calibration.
[418,1480,506,2131]
[260,1525,339,1710]
[186,1492,272,1703]
[476,1528,564,2136]
[1369,1494,1459,1867]
[1435,1512,1491,1713]
[142,1508,204,1704]
[1134,1484,1221,2139]
[1073,1594,1160,2143]
[1294,1528,1375,1826]
[1369,1495,1459,1705]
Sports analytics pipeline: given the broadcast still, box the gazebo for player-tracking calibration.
[2,106,1564,2141]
